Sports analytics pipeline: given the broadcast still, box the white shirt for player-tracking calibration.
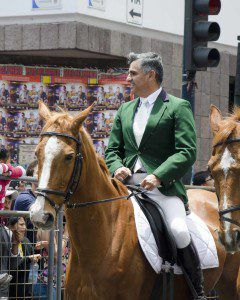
[133,87,162,172]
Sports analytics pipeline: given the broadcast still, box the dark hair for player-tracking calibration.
[0,148,10,162]
[128,52,164,84]
[26,160,38,177]
[192,170,211,186]
[8,216,21,227]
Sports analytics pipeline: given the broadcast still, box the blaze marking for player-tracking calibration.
[220,147,235,245]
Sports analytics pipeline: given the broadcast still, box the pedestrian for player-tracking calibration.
[105,52,206,299]
[192,170,214,187]
[0,148,26,210]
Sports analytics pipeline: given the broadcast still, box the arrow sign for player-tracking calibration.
[127,0,143,25]
[129,9,141,18]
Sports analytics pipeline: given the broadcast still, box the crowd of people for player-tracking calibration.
[0,148,69,299]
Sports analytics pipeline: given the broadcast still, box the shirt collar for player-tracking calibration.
[140,87,162,105]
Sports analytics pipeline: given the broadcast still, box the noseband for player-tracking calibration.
[36,132,83,212]
[213,137,240,228]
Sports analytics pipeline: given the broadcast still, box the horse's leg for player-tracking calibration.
[215,253,240,300]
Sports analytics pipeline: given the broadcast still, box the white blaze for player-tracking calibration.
[220,147,236,245]
[30,136,62,223]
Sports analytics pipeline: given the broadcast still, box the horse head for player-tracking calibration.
[30,101,92,229]
[209,105,240,252]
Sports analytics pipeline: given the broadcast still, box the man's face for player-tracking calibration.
[126,60,150,97]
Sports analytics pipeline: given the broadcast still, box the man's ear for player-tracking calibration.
[209,105,222,135]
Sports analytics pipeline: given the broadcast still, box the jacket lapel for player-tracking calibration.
[126,98,140,149]
[139,89,168,148]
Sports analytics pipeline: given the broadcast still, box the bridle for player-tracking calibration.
[35,131,138,213]
[213,137,240,228]
[35,131,83,212]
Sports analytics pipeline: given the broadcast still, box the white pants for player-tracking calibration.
[129,173,191,249]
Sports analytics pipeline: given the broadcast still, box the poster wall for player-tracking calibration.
[0,66,133,168]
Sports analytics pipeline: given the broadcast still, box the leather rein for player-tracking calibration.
[213,137,240,227]
[35,131,142,213]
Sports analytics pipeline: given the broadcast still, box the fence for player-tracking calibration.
[0,175,218,299]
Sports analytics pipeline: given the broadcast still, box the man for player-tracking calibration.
[192,170,214,187]
[105,52,205,299]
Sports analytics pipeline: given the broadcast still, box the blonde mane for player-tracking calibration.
[213,107,240,146]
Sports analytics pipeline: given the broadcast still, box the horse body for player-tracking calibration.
[30,101,240,300]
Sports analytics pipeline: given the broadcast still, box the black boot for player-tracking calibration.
[177,240,207,300]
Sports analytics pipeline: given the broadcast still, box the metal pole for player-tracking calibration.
[47,229,55,300]
[56,207,64,300]
[234,36,240,106]
[182,0,197,185]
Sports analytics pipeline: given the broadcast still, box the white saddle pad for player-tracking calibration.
[130,196,219,274]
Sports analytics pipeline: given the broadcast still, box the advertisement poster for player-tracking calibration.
[88,0,105,11]
[0,65,133,168]
[32,0,61,10]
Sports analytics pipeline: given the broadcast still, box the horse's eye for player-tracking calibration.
[65,154,74,161]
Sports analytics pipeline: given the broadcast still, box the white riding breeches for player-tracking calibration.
[129,173,191,249]
[146,188,191,249]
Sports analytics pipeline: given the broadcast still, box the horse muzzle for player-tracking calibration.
[29,201,56,229]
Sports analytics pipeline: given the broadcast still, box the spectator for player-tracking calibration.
[192,170,214,187]
[8,216,41,299]
[0,148,26,210]
[4,188,18,211]
[13,160,38,244]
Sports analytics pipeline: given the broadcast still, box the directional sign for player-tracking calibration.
[126,0,143,26]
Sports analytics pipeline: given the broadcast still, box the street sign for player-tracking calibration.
[126,0,143,26]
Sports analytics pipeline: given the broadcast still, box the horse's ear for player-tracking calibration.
[38,100,51,121]
[210,104,222,135]
[71,104,93,131]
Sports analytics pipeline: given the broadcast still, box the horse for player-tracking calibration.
[29,101,239,299]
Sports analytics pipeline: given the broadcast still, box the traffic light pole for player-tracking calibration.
[234,36,240,106]
[182,0,197,185]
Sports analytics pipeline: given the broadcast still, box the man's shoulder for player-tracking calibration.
[166,94,191,112]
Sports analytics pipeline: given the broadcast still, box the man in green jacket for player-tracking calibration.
[105,52,206,300]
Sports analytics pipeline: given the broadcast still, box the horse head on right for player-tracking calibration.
[209,105,240,252]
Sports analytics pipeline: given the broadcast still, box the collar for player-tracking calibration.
[140,86,162,105]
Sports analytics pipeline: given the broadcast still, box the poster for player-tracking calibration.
[32,0,61,10]
[88,0,105,11]
[0,66,133,167]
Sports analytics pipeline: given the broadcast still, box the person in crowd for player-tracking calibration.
[8,216,41,299]
[105,52,206,299]
[0,148,26,210]
[0,83,10,103]
[13,160,38,244]
[192,170,214,187]
[34,221,69,300]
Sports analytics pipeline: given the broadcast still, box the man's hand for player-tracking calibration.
[2,171,10,177]
[114,167,132,182]
[140,174,161,191]
[28,254,41,263]
[35,241,48,250]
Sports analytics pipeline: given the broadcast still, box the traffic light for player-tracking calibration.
[184,0,221,71]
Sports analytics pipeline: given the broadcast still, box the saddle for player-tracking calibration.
[126,185,178,300]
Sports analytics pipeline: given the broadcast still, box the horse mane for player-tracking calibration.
[213,107,240,146]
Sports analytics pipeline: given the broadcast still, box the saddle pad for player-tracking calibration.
[130,196,219,274]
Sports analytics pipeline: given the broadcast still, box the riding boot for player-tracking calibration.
[177,240,207,300]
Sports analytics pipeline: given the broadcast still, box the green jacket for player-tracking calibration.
[105,89,197,204]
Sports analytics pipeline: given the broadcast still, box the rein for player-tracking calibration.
[213,136,240,227]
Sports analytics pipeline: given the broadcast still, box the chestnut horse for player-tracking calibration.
[29,101,239,299]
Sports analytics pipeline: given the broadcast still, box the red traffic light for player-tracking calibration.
[195,0,221,16]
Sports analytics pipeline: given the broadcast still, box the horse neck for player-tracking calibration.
[66,133,130,264]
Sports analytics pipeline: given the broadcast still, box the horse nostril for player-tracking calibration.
[43,213,55,229]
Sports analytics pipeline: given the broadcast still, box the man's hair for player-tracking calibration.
[128,52,163,84]
[192,170,211,186]
[26,160,38,177]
